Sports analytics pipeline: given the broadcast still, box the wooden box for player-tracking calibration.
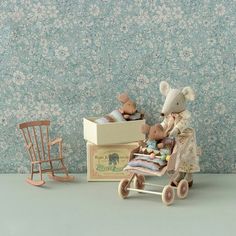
[86,142,139,181]
[83,117,145,145]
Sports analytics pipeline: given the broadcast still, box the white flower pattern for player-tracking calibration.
[55,46,70,61]
[0,0,235,174]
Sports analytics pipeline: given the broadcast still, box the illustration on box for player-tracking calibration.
[87,143,138,181]
[118,81,201,206]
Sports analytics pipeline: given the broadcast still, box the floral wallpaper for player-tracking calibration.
[0,0,235,174]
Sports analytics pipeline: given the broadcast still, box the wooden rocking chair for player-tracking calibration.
[19,120,74,186]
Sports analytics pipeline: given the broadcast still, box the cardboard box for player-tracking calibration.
[86,142,139,181]
[83,117,145,145]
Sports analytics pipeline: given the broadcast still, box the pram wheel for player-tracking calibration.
[162,185,175,206]
[118,179,130,199]
[177,179,189,199]
[133,175,145,191]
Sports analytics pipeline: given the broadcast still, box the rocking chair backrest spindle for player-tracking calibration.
[19,120,51,162]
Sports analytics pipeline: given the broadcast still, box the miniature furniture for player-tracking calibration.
[19,120,74,186]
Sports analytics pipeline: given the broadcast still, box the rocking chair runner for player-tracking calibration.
[19,120,74,186]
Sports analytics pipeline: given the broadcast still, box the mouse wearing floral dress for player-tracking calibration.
[159,81,200,187]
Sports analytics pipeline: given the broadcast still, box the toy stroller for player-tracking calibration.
[118,128,200,206]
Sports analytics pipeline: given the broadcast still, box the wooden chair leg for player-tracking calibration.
[30,163,34,180]
[48,159,74,182]
[39,163,43,181]
[60,159,69,176]
[26,163,45,186]
[49,161,54,176]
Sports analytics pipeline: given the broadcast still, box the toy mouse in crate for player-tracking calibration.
[95,93,144,124]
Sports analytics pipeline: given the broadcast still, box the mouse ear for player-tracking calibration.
[160,81,170,96]
[182,87,195,101]
[117,93,129,103]
[141,124,150,134]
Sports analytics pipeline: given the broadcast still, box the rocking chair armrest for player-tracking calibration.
[49,138,62,146]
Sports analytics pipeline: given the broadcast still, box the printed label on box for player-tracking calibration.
[87,143,138,181]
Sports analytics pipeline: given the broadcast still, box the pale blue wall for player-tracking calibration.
[0,0,235,173]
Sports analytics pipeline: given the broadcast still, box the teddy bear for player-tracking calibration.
[159,81,200,187]
[95,93,143,124]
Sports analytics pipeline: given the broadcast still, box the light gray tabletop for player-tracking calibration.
[1,174,235,236]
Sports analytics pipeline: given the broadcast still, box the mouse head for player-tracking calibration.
[141,123,166,141]
[159,81,195,117]
[117,93,137,115]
